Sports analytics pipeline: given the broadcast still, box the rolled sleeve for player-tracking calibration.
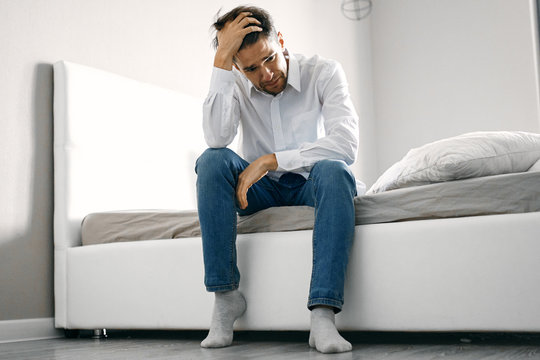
[275,149,303,172]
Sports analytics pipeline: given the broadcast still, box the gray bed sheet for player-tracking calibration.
[81,171,540,246]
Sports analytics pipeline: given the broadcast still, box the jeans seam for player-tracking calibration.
[206,283,238,292]
[308,297,342,304]
[308,176,318,302]
[230,178,237,288]
[229,217,234,287]
[307,297,343,311]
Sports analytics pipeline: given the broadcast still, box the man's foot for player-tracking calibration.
[201,290,246,348]
[309,307,352,353]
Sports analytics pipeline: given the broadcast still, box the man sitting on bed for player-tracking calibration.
[195,5,360,354]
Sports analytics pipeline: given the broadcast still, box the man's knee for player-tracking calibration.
[311,160,356,193]
[195,148,239,176]
[312,159,353,178]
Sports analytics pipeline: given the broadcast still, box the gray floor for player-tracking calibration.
[2,331,540,359]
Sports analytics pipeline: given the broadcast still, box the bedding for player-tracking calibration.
[81,171,540,246]
[368,131,540,194]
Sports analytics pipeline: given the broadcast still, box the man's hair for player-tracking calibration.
[211,5,278,51]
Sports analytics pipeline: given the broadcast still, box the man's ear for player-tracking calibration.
[277,32,285,50]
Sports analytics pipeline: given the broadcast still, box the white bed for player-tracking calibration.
[53,60,540,334]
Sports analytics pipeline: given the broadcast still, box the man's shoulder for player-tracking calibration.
[294,53,341,77]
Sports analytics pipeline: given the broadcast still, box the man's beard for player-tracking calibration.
[260,73,287,95]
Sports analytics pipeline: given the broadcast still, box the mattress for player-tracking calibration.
[81,171,540,246]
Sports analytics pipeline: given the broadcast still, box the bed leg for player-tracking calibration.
[64,329,80,338]
[92,329,107,339]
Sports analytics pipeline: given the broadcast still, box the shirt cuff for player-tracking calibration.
[275,149,304,172]
[210,67,236,93]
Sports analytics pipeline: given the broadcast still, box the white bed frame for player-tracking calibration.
[53,61,540,334]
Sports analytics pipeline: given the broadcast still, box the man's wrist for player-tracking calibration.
[214,51,235,71]
[266,153,278,171]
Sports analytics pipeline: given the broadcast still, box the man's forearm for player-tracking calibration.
[236,153,277,209]
[259,153,278,171]
[214,50,235,71]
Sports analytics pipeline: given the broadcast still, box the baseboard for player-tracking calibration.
[0,318,63,343]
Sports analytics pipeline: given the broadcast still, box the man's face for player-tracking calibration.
[235,36,288,96]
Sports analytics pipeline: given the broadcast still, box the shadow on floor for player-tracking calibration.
[71,329,540,346]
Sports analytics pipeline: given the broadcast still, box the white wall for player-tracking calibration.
[0,0,366,321]
[370,0,540,176]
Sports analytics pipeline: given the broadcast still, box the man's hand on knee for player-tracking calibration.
[236,153,277,209]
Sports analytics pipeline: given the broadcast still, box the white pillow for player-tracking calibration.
[368,131,540,194]
[529,158,540,172]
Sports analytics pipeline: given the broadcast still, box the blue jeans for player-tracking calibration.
[195,148,357,312]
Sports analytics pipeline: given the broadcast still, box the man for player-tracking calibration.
[195,5,361,354]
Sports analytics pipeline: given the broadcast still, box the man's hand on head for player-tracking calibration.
[236,153,278,210]
[214,12,262,71]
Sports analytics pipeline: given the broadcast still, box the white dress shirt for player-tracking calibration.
[202,52,359,181]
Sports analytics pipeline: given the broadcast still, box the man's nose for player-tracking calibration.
[261,67,273,82]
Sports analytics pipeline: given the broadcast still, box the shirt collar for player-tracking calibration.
[286,52,301,93]
[243,49,302,97]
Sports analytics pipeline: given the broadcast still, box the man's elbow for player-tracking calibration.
[343,149,357,166]
[204,134,232,149]
[205,140,228,149]
[341,134,359,166]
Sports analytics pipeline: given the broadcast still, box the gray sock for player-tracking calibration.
[309,307,352,353]
[201,290,246,348]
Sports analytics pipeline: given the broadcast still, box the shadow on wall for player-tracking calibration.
[31,62,56,319]
[32,62,55,317]
[0,63,55,320]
